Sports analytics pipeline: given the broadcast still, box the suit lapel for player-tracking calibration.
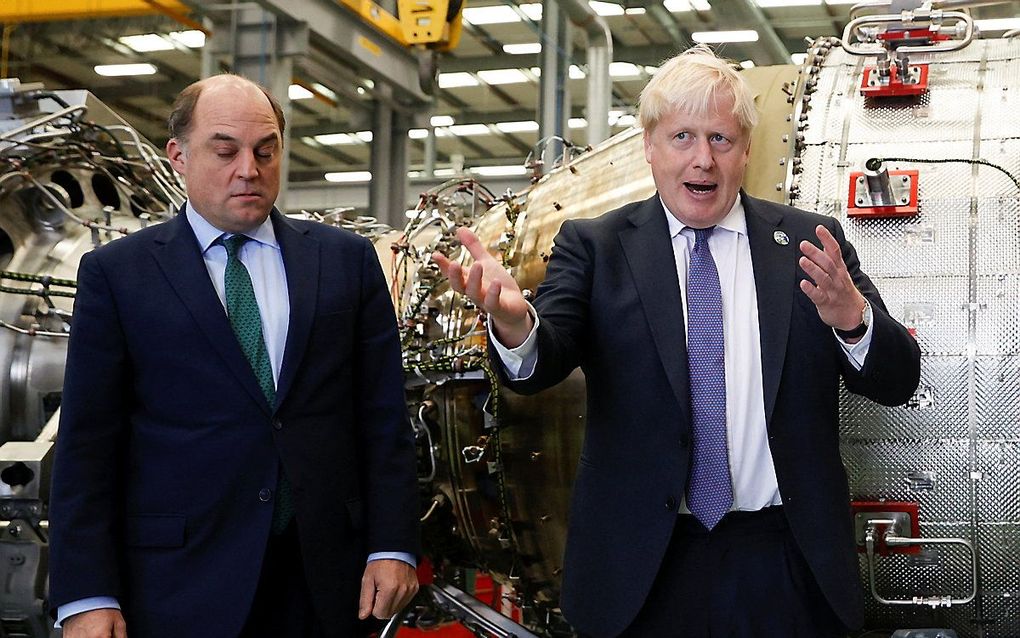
[743,193,795,426]
[273,211,319,408]
[151,211,273,414]
[619,195,692,424]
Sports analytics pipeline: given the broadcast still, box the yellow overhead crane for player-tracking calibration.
[0,0,463,51]
[0,1,203,30]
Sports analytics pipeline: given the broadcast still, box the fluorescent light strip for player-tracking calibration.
[478,68,529,85]
[169,30,205,48]
[692,30,759,43]
[495,120,539,133]
[472,165,527,176]
[664,0,711,11]
[94,63,157,77]
[755,0,820,6]
[438,72,479,88]
[610,62,641,77]
[590,1,625,15]
[448,124,491,136]
[325,171,372,183]
[289,84,314,100]
[119,34,173,52]
[462,3,542,24]
[503,42,542,54]
[431,115,455,127]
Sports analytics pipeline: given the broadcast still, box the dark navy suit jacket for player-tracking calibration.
[496,192,920,637]
[49,209,419,637]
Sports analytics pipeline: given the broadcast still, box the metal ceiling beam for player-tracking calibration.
[708,0,790,64]
[237,0,431,106]
[440,44,677,74]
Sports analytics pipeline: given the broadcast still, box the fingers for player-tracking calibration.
[358,572,377,620]
[114,615,128,638]
[359,561,420,620]
[456,227,491,262]
[464,262,485,302]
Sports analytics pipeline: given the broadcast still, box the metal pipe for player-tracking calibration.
[553,0,613,146]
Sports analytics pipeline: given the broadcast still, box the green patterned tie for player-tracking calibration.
[221,234,294,535]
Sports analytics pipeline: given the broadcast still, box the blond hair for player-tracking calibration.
[638,45,758,133]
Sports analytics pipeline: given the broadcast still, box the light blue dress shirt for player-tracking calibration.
[57,205,413,627]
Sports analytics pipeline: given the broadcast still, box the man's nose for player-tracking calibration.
[692,138,715,170]
[236,151,258,179]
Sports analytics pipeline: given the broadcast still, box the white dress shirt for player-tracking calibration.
[492,197,873,513]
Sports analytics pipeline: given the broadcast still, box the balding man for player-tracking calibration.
[49,74,419,638]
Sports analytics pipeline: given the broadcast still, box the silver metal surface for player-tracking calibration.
[794,31,1020,637]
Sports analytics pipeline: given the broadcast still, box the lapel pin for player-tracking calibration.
[773,230,790,246]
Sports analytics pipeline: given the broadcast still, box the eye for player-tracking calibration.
[215,148,238,159]
[710,133,728,143]
[256,148,275,159]
[674,131,689,141]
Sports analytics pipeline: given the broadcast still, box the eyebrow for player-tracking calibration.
[209,132,279,147]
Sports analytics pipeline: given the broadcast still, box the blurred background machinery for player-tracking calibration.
[2,1,1020,637]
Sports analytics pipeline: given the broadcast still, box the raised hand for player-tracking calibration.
[798,224,867,339]
[432,226,533,348]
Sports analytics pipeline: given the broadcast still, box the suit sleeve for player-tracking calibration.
[353,238,421,557]
[829,217,921,406]
[48,251,130,612]
[491,219,592,394]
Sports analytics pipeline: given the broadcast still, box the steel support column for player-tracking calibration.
[538,0,571,172]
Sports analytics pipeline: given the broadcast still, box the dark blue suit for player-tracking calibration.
[497,193,921,637]
[49,209,419,637]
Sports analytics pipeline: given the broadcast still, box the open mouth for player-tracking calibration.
[684,182,717,194]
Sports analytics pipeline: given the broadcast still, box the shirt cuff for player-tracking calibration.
[56,597,121,628]
[488,303,539,379]
[367,551,417,569]
[834,319,873,371]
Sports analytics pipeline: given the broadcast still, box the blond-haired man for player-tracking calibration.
[434,46,920,637]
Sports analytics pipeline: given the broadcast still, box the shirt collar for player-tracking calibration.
[185,201,280,253]
[660,194,747,240]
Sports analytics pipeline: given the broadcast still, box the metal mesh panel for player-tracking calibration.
[976,443,1020,522]
[843,441,970,522]
[975,355,1020,439]
[973,143,1020,202]
[976,197,1020,275]
[841,356,968,440]
[841,199,971,278]
[976,275,1020,356]
[980,60,1020,140]
[869,276,969,355]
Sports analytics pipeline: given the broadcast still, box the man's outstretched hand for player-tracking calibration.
[432,226,533,348]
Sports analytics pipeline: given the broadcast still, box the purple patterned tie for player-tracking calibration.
[685,226,733,530]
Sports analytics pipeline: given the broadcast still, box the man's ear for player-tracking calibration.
[166,138,186,175]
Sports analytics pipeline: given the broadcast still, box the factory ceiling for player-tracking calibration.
[2,0,1019,186]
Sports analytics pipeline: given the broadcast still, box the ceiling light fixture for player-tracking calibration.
[324,171,372,183]
[119,34,173,52]
[692,30,759,43]
[438,72,479,88]
[503,43,542,54]
[94,63,158,77]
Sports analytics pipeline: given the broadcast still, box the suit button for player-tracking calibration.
[272,418,283,431]
[258,488,272,502]
[665,496,677,511]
